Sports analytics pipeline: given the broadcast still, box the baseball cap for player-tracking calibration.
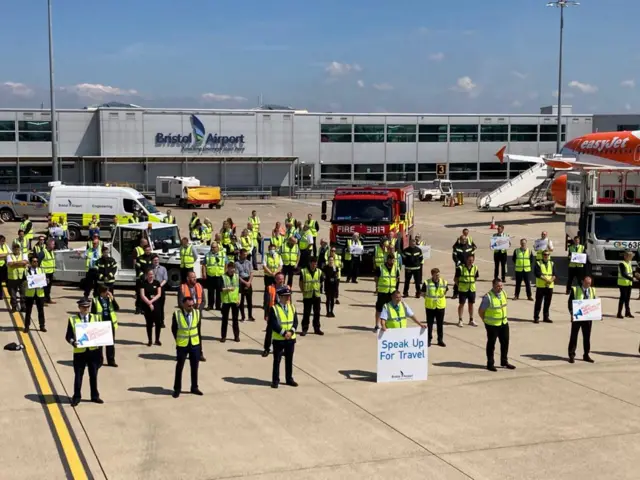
[276,286,291,296]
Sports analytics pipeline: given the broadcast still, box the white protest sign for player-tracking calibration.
[490,236,511,251]
[26,273,47,289]
[534,238,548,252]
[75,321,114,347]
[350,244,364,255]
[570,252,587,264]
[49,227,64,237]
[419,245,431,260]
[572,299,602,322]
[377,327,428,383]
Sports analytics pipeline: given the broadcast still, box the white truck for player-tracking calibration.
[419,179,453,201]
[565,170,640,279]
[54,222,209,289]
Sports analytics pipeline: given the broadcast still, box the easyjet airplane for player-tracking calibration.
[495,130,640,205]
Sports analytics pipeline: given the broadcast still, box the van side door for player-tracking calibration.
[13,193,30,219]
[28,193,48,218]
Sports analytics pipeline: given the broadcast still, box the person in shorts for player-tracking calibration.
[454,254,479,327]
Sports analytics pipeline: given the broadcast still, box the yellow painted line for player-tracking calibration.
[3,287,92,480]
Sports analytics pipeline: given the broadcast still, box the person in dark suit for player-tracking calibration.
[172,296,203,398]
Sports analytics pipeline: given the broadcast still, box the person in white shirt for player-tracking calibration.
[7,242,28,312]
[535,231,554,261]
[380,290,427,330]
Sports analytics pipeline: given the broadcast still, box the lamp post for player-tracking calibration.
[48,0,59,181]
[547,0,579,154]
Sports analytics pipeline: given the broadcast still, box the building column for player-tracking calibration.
[81,157,85,185]
[16,156,20,191]
[144,157,149,191]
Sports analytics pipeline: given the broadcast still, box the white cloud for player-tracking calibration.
[201,93,248,102]
[511,100,523,108]
[428,52,444,62]
[552,90,574,99]
[568,80,598,94]
[511,71,527,80]
[621,79,636,88]
[62,83,138,99]
[372,83,394,91]
[356,79,365,88]
[625,103,632,111]
[325,61,362,76]
[451,76,478,96]
[1,81,34,98]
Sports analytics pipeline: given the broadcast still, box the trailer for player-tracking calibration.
[155,176,224,209]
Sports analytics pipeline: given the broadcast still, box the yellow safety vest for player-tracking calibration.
[385,302,407,329]
[271,235,283,250]
[222,274,239,304]
[40,249,56,274]
[15,237,29,255]
[0,243,9,267]
[299,234,312,251]
[424,279,447,309]
[85,247,100,271]
[568,244,586,268]
[345,239,361,261]
[618,261,633,287]
[307,220,318,237]
[514,249,531,273]
[69,314,101,353]
[457,265,478,292]
[221,230,232,246]
[7,254,25,280]
[180,245,196,269]
[377,264,397,294]
[175,309,200,347]
[189,217,198,230]
[302,268,321,299]
[240,236,253,252]
[271,303,296,341]
[92,297,118,330]
[201,224,212,243]
[483,290,508,326]
[20,220,33,240]
[264,252,282,276]
[572,286,596,300]
[281,243,299,266]
[374,245,386,268]
[163,215,175,224]
[249,216,260,233]
[285,227,298,239]
[25,267,45,298]
[536,261,554,288]
[205,253,226,277]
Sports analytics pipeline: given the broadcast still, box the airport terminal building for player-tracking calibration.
[0,105,637,193]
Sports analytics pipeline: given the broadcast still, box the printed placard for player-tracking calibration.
[534,239,548,252]
[570,252,587,264]
[350,244,364,255]
[377,327,428,383]
[490,236,511,251]
[75,321,114,347]
[26,273,47,289]
[572,299,602,322]
[419,245,431,260]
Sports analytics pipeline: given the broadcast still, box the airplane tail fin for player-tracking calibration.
[496,146,506,164]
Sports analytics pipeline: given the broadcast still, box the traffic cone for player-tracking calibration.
[489,216,497,229]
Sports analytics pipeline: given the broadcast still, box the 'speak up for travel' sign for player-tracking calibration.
[154,114,245,154]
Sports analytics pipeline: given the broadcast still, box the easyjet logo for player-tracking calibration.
[579,137,629,152]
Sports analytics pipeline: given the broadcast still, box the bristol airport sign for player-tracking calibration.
[154,114,245,154]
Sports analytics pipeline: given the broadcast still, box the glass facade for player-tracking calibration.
[18,120,52,142]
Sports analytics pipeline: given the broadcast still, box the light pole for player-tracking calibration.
[48,0,59,181]
[547,0,579,154]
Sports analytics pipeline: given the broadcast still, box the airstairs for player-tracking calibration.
[476,163,552,211]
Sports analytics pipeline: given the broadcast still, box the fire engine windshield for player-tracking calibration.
[332,199,392,223]
[593,212,640,241]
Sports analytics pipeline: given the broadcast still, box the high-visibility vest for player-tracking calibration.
[135,246,144,258]
[264,252,282,277]
[115,214,130,225]
[514,249,532,273]
[0,243,9,267]
[307,220,318,237]
[457,265,478,292]
[285,227,298,239]
[483,290,508,326]
[271,303,296,341]
[536,261,555,288]
[20,220,33,241]
[25,267,45,298]
[86,240,104,251]
[192,229,203,242]
[301,268,321,299]
[385,302,407,329]
[15,237,29,255]
[40,249,56,274]
[7,254,25,280]
[281,243,299,266]
[201,224,212,243]
[285,217,296,228]
[424,279,447,309]
[377,264,397,294]
[180,282,203,305]
[175,309,200,347]
[249,216,260,233]
[465,235,474,245]
[271,234,283,250]
[345,239,361,261]
[163,215,175,224]
[374,245,386,268]
[222,274,239,304]
[92,297,118,330]
[205,253,226,277]
[221,230,232,246]
[85,247,100,271]
[180,245,196,269]
[240,236,253,252]
[568,244,586,268]
[618,261,633,287]
[572,286,596,300]
[492,233,508,254]
[189,216,198,230]
[299,234,312,251]
[69,314,101,353]
[32,243,46,255]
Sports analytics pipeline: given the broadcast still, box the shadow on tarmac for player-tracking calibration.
[139,353,175,361]
[24,393,65,405]
[115,339,147,346]
[338,326,373,332]
[222,377,272,387]
[338,370,376,382]
[432,361,486,370]
[521,353,566,362]
[227,348,263,356]
[128,386,174,396]
[592,351,640,359]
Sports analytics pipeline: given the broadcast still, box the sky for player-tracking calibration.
[0,0,638,114]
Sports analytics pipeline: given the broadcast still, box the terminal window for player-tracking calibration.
[18,120,52,142]
[418,124,447,143]
[539,124,566,143]
[450,124,478,142]
[354,163,384,182]
[449,162,478,180]
[480,124,508,142]
[617,124,639,131]
[387,163,416,182]
[387,124,417,143]
[321,124,353,143]
[354,124,384,142]
[479,162,508,180]
[510,124,538,142]
[320,163,352,181]
[418,163,437,181]
[0,120,16,142]
[509,161,536,178]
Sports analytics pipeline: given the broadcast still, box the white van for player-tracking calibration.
[49,185,166,241]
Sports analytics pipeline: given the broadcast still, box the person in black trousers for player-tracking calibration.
[91,286,119,367]
[345,233,362,283]
[617,251,635,319]
[567,276,596,363]
[172,296,203,398]
[533,251,556,323]
[24,255,46,333]
[322,256,339,317]
[566,236,586,294]
[269,286,298,389]
[299,257,323,336]
[492,225,508,282]
[221,262,241,342]
[262,273,285,357]
[479,279,516,372]
[139,269,163,346]
[402,237,424,298]
[421,268,448,347]
[512,239,534,301]
[0,235,8,300]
